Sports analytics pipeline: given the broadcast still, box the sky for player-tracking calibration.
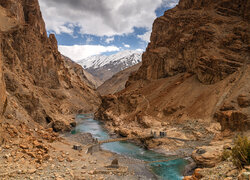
[39,0,179,61]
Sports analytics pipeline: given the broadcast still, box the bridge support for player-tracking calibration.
[86,144,101,155]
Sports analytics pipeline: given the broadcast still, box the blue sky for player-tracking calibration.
[39,0,179,61]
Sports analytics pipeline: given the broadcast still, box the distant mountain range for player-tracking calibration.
[77,50,142,84]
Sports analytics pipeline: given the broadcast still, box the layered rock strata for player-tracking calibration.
[0,0,100,138]
[97,62,142,95]
[96,0,250,158]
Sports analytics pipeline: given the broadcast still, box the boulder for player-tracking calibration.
[111,158,119,168]
[192,146,223,168]
[52,120,71,132]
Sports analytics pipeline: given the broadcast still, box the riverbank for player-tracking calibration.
[63,132,158,180]
[0,134,157,180]
[70,115,189,179]
[0,115,192,180]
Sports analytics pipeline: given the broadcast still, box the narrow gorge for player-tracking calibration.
[0,0,249,180]
[96,0,250,178]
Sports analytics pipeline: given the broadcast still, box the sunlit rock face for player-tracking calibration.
[96,0,250,151]
[131,0,250,84]
[0,0,101,133]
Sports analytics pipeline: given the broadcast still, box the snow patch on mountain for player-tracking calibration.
[77,50,143,69]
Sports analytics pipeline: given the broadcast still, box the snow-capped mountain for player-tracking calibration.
[77,50,143,84]
[77,50,142,69]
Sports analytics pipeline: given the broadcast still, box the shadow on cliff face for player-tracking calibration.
[0,0,101,136]
[95,0,250,153]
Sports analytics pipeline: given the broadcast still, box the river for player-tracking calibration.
[72,114,188,180]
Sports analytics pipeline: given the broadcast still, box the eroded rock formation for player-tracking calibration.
[62,55,102,89]
[97,62,142,95]
[132,0,249,84]
[96,0,250,154]
[0,0,100,137]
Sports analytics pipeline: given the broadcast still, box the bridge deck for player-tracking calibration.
[94,135,191,145]
[97,135,153,144]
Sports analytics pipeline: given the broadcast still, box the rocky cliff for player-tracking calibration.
[62,55,102,89]
[0,0,100,139]
[132,0,249,84]
[96,0,250,154]
[97,62,141,95]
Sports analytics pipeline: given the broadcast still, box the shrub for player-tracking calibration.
[231,135,250,169]
[222,149,231,161]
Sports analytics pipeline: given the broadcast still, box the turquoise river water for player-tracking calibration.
[72,114,188,180]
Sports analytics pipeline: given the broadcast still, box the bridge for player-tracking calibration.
[96,135,153,145]
[96,135,190,145]
[86,132,192,154]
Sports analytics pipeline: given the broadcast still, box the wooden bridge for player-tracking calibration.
[96,135,190,145]
[86,132,192,154]
[96,135,153,145]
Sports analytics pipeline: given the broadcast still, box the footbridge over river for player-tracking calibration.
[86,132,192,154]
[96,135,190,145]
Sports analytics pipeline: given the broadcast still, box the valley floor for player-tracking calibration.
[0,134,156,180]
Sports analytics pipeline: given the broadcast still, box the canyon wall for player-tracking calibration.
[130,0,249,84]
[0,0,100,135]
[96,0,250,151]
[97,62,142,95]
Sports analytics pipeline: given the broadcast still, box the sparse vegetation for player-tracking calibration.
[222,149,231,161]
[231,135,250,169]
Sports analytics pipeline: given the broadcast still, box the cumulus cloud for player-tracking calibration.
[39,0,168,36]
[58,45,120,61]
[137,31,152,42]
[124,44,130,48]
[136,49,144,52]
[162,0,179,8]
[105,37,115,44]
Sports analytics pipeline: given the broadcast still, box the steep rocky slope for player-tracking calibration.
[78,50,142,84]
[81,69,103,88]
[0,0,100,138]
[0,2,150,179]
[97,62,141,95]
[96,0,250,159]
[62,55,102,88]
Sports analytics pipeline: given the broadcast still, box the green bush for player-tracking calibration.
[231,135,250,169]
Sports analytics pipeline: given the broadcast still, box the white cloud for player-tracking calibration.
[85,37,93,44]
[39,0,169,36]
[105,37,115,44]
[58,45,120,61]
[124,44,130,48]
[162,0,179,8]
[137,31,152,42]
[135,49,144,52]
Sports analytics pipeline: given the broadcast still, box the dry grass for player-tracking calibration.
[231,135,250,169]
